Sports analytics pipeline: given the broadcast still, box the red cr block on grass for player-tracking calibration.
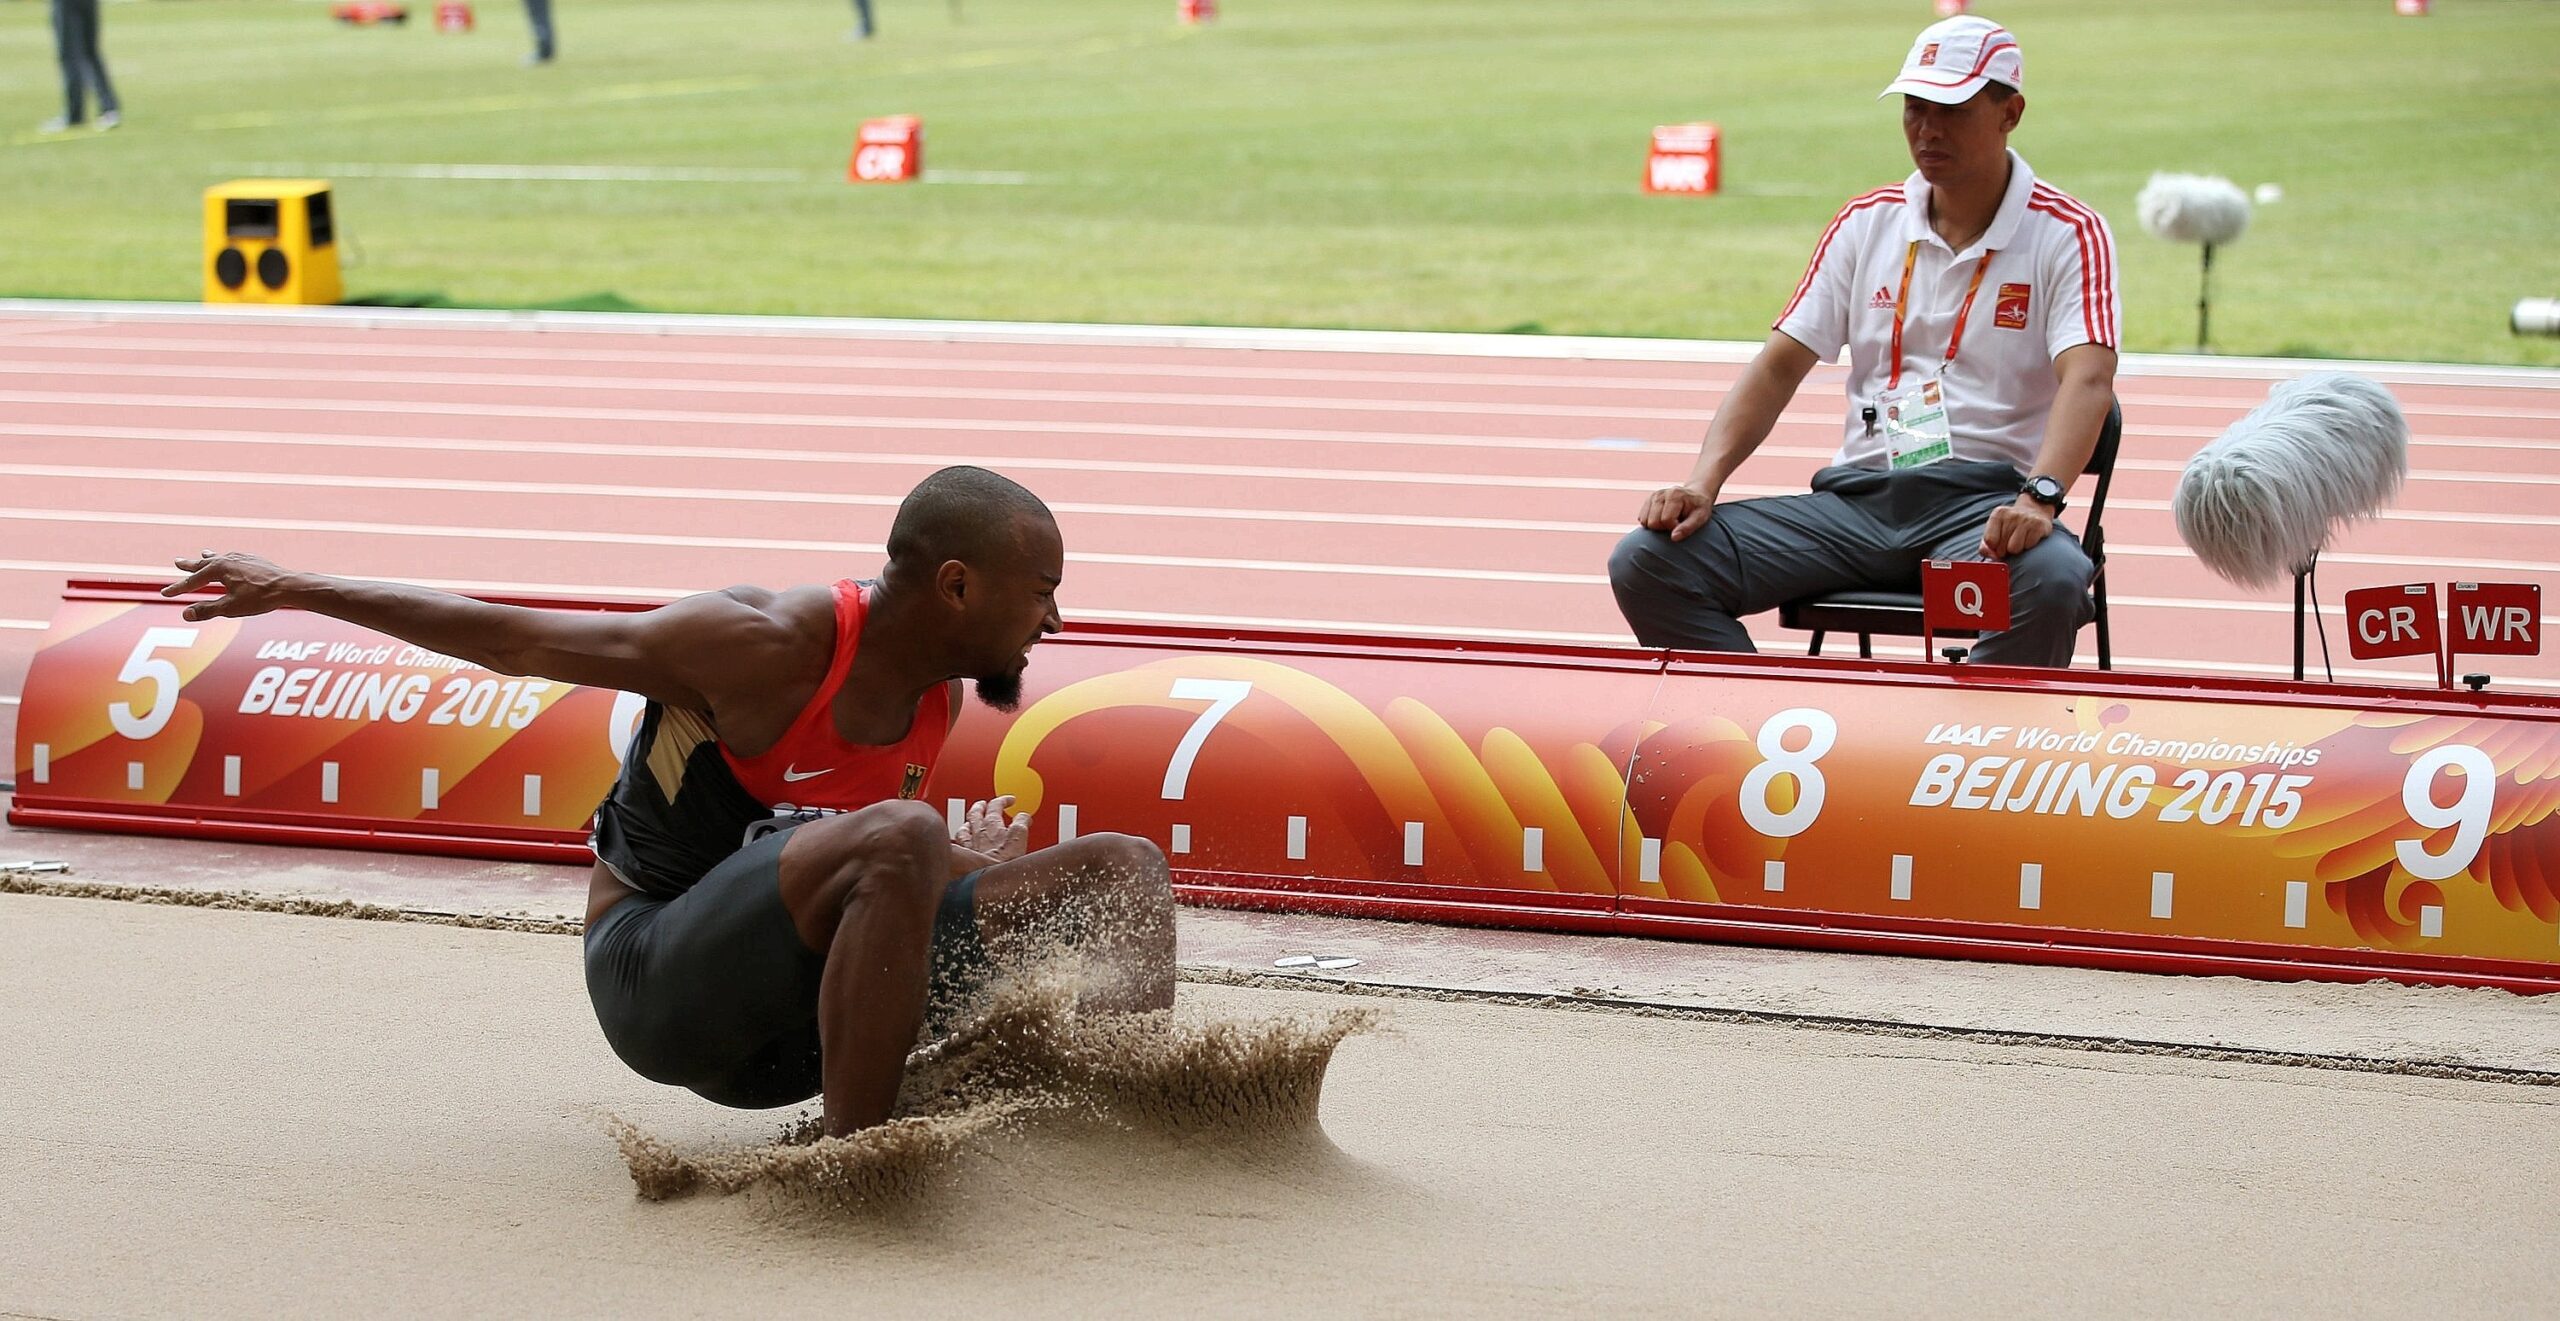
[1178,0,1216,24]
[1645,123,1720,196]
[435,2,473,32]
[849,116,922,184]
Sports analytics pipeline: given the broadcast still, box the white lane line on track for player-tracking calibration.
[0,506,1610,587]
[9,413,2554,488]
[9,461,2559,574]
[0,336,1749,394]
[6,506,2550,627]
[0,562,2541,693]
[0,462,1667,535]
[11,300,2560,388]
[0,426,2547,528]
[0,619,43,629]
[0,361,1715,422]
[2,392,2545,467]
[208,162,1041,186]
[12,335,2560,419]
[4,360,2555,426]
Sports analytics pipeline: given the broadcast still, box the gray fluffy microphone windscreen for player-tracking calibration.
[2172,372,2409,589]
[2136,172,2251,247]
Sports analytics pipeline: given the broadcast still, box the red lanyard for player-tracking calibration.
[1888,240,1996,391]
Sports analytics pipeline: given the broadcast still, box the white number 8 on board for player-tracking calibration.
[1741,708,1837,838]
[2395,744,2496,882]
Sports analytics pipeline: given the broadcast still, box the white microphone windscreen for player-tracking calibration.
[2173,372,2409,589]
[2136,172,2252,247]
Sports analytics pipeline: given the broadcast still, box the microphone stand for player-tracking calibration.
[2290,549,2323,682]
[2197,242,2216,352]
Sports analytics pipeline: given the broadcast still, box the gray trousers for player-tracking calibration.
[1608,459,2095,667]
[51,0,117,123]
[523,0,554,58]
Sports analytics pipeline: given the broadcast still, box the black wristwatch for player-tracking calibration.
[2021,475,2068,514]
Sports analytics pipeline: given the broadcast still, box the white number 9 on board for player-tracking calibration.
[108,627,201,742]
[2395,744,2496,882]
[1741,708,1837,838]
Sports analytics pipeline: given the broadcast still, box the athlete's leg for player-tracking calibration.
[967,833,1176,1013]
[774,799,952,1136]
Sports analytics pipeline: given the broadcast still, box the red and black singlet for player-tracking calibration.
[590,580,950,898]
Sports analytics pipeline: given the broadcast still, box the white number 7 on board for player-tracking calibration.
[1162,678,1253,800]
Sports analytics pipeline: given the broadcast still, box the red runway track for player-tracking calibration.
[3,306,2556,779]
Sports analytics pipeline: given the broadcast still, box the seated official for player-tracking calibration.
[1609,14,2120,669]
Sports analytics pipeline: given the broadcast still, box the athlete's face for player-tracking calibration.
[963,515,1063,712]
[1903,87,2021,187]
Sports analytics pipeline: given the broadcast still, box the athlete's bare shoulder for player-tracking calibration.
[659,584,836,707]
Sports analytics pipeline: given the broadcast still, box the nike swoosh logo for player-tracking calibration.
[780,765,833,783]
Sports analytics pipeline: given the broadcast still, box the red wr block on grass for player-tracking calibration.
[435,2,473,32]
[1178,0,1216,24]
[1644,123,1720,196]
[2346,583,2442,662]
[849,116,922,184]
[2449,582,2542,658]
[332,2,409,25]
[2395,0,2430,16]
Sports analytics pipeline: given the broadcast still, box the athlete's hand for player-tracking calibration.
[1639,484,1717,542]
[163,551,301,622]
[954,795,1030,861]
[1979,499,2056,559]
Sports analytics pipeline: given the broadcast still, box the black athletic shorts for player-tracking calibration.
[582,827,992,1110]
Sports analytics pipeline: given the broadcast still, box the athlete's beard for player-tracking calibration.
[974,672,1023,712]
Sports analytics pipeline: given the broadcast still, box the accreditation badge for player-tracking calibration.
[1878,375,1954,470]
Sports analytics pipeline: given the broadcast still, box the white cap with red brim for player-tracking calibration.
[1880,15,2023,105]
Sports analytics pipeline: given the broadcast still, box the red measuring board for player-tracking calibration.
[14,580,2560,991]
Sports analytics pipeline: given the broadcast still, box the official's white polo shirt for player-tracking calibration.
[1774,150,2120,474]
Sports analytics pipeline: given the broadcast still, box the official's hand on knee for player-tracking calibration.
[953,794,1030,862]
[1639,484,1717,542]
[1979,499,2055,559]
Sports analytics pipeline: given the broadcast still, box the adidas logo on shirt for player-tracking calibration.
[1867,286,1897,310]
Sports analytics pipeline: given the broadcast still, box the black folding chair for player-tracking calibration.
[1779,401,2122,669]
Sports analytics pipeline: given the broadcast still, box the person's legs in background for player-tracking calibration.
[522,0,555,63]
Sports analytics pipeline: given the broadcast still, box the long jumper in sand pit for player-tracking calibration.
[158,464,1178,1137]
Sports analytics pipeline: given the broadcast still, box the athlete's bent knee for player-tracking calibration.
[799,800,946,897]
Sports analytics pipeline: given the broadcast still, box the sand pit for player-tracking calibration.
[604,962,1378,1210]
[4,891,2556,1317]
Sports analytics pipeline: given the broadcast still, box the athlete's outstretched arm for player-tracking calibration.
[162,552,797,712]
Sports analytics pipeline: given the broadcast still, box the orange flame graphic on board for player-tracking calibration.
[990,657,1661,893]
[2258,713,2560,946]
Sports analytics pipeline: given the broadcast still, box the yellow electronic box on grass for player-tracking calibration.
[203,180,341,305]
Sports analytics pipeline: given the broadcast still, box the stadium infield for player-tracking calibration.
[4,0,2557,365]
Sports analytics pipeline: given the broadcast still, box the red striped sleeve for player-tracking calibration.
[2036,185,2118,344]
[2028,185,2118,347]
[1776,186,1903,326]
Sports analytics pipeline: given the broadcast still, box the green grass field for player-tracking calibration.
[6,0,2557,363]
